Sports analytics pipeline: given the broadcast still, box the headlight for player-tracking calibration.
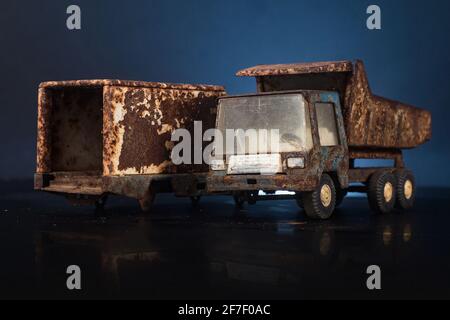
[210,159,226,171]
[287,157,305,169]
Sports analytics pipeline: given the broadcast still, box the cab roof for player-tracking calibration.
[236,60,353,77]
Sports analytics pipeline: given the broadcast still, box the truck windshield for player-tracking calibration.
[216,93,312,156]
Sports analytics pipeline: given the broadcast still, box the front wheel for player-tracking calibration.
[302,174,336,220]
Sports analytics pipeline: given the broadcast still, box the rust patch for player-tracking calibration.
[36,88,52,173]
[349,147,404,168]
[344,61,432,149]
[50,87,103,172]
[237,60,353,77]
[103,85,225,176]
[40,79,224,92]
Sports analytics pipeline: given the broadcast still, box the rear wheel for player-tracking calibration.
[368,171,396,214]
[302,174,336,220]
[395,170,415,210]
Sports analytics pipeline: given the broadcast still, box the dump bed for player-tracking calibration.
[36,79,225,196]
[237,60,431,149]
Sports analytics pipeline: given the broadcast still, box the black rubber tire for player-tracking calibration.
[395,170,415,210]
[302,174,336,220]
[368,171,397,214]
[233,192,246,209]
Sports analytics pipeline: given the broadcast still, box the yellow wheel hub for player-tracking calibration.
[404,180,413,200]
[384,182,393,202]
[320,184,332,207]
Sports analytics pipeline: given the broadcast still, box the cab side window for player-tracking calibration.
[315,103,340,146]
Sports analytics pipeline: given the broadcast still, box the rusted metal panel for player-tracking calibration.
[255,73,350,99]
[347,148,405,183]
[236,61,353,77]
[36,88,52,173]
[344,61,431,149]
[103,85,225,176]
[103,175,156,199]
[207,174,318,193]
[311,92,350,189]
[40,172,104,195]
[40,79,224,92]
[238,60,432,150]
[37,84,105,174]
[348,168,397,184]
[102,173,207,199]
[349,147,404,168]
[50,87,104,172]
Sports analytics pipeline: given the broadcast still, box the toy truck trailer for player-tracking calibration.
[207,60,432,219]
[34,80,225,211]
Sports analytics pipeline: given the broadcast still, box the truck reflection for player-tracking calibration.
[34,210,417,299]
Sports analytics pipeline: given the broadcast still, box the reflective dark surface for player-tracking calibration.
[0,181,449,300]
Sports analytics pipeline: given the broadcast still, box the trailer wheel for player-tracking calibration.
[395,170,415,210]
[368,171,396,214]
[233,192,247,209]
[302,174,336,220]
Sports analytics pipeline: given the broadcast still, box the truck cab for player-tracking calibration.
[208,90,349,219]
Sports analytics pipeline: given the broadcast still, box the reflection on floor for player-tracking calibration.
[0,182,449,299]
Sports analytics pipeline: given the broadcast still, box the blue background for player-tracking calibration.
[0,0,449,186]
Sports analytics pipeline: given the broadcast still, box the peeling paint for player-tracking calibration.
[103,85,225,176]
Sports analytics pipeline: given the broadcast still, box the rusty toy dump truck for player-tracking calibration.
[35,80,225,211]
[207,60,431,219]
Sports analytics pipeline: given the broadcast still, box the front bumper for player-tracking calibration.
[207,173,318,193]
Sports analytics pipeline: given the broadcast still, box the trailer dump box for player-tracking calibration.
[237,60,431,149]
[35,80,225,201]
